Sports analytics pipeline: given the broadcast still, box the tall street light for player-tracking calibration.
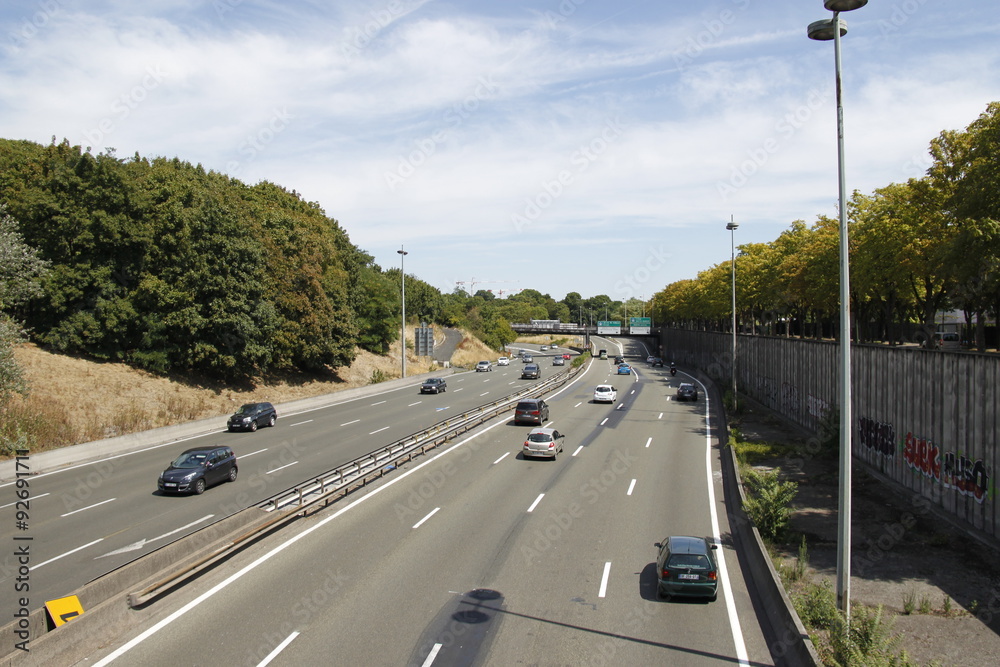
[397,246,408,378]
[726,218,739,413]
[808,0,866,621]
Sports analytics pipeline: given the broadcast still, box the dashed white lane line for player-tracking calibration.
[61,497,116,517]
[413,507,440,529]
[256,631,299,667]
[598,561,612,598]
[526,494,545,513]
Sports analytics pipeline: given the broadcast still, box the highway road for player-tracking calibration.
[0,345,572,605]
[78,337,782,666]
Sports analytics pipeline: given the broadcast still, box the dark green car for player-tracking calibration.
[655,536,719,600]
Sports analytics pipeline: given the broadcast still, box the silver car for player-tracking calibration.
[522,428,565,460]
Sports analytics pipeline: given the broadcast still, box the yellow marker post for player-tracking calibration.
[45,596,84,627]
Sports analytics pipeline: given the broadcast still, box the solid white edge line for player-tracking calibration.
[256,631,299,667]
[420,642,444,667]
[598,561,612,598]
[31,538,104,570]
[90,416,512,666]
[702,384,750,666]
[526,493,544,513]
[412,507,440,529]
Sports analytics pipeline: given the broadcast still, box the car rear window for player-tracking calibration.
[517,401,539,411]
[667,554,710,569]
[527,433,552,442]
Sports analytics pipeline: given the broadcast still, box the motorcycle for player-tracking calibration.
[670,365,677,376]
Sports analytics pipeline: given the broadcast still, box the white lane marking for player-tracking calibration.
[1,492,48,509]
[98,515,215,558]
[242,448,268,458]
[257,631,300,667]
[480,392,490,397]
[408,402,422,406]
[574,402,582,407]
[369,426,390,435]
[88,416,518,665]
[290,420,313,426]
[420,643,444,667]
[526,494,545,513]
[31,538,103,570]
[598,561,612,598]
[615,403,624,410]
[453,388,464,392]
[413,507,440,529]
[600,418,609,426]
[341,419,360,427]
[266,461,298,475]
[703,383,750,666]
[572,446,583,457]
[645,437,652,448]
[631,389,636,395]
[658,413,663,419]
[370,400,386,406]
[493,452,510,465]
[627,479,637,496]
[61,497,116,517]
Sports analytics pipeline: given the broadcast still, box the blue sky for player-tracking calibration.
[2,1,998,303]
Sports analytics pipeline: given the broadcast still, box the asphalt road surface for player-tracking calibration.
[78,338,781,666]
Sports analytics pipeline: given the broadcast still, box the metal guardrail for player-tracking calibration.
[127,365,584,605]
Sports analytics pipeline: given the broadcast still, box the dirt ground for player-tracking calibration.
[738,404,1000,666]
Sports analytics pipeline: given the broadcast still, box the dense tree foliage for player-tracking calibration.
[651,102,1000,350]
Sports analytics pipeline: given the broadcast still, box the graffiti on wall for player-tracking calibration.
[780,382,800,418]
[942,452,991,504]
[807,393,828,420]
[903,431,991,504]
[859,416,895,459]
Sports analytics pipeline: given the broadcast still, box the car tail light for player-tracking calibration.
[707,571,717,581]
[548,443,555,450]
[661,569,671,579]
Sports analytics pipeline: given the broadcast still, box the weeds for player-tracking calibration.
[826,604,918,667]
[369,369,388,384]
[794,580,840,630]
[741,466,798,540]
[902,590,916,615]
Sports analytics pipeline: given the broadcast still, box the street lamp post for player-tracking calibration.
[726,218,738,412]
[808,0,866,621]
[397,246,408,378]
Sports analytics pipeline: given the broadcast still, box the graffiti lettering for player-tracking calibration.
[942,452,990,504]
[859,417,896,458]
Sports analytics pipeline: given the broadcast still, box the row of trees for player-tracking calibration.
[0,138,646,389]
[651,102,1000,350]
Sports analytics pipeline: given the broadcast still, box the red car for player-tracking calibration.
[562,353,571,359]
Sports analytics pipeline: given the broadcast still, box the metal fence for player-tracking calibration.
[663,329,999,542]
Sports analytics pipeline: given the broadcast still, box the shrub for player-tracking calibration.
[826,604,917,666]
[794,580,840,630]
[741,467,798,540]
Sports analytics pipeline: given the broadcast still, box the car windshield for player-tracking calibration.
[234,404,255,414]
[426,379,441,385]
[667,553,710,569]
[527,433,553,443]
[171,452,208,468]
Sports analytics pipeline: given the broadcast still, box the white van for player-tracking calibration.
[936,332,960,350]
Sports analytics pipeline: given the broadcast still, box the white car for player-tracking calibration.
[594,384,617,403]
[497,357,510,366]
[540,345,549,351]
[475,360,493,372]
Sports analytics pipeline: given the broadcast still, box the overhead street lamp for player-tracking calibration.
[397,246,408,378]
[726,218,738,413]
[808,0,867,621]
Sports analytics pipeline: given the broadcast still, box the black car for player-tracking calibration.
[614,355,625,364]
[655,535,719,600]
[521,364,541,379]
[650,357,664,367]
[676,383,698,401]
[514,398,549,425]
[227,402,277,432]
[158,446,237,495]
[421,377,447,393]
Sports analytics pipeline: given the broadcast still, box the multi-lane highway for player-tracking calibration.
[0,345,573,604]
[62,338,782,666]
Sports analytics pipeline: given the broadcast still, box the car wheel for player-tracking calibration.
[193,478,206,495]
[268,415,276,427]
[250,420,258,432]
[227,426,235,432]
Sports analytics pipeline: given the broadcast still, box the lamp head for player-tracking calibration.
[808,17,846,41]
[726,222,739,231]
[824,0,867,11]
